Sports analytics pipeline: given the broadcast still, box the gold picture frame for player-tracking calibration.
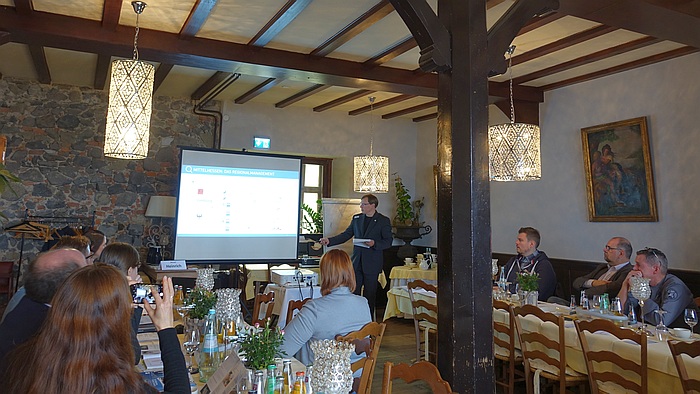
[581,116,658,222]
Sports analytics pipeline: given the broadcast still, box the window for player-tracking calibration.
[300,157,332,234]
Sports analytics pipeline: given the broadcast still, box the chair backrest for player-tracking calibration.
[512,304,568,392]
[381,361,454,394]
[286,297,311,324]
[668,340,700,393]
[493,300,517,360]
[0,261,14,295]
[575,318,647,394]
[252,291,275,326]
[336,321,387,394]
[407,279,438,324]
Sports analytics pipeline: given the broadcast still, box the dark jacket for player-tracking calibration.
[328,211,393,275]
[572,262,632,297]
[503,250,558,301]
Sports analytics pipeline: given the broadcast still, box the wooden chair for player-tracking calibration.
[285,297,311,325]
[668,340,700,393]
[381,361,454,394]
[335,321,387,394]
[0,261,14,300]
[493,300,525,394]
[513,304,588,394]
[407,279,438,363]
[252,291,275,326]
[575,319,646,394]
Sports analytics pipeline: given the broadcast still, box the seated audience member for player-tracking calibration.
[2,265,188,393]
[281,249,371,365]
[84,229,108,264]
[618,247,698,328]
[1,235,93,321]
[0,248,86,362]
[502,227,558,301]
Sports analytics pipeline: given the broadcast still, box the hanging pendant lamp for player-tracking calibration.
[354,97,389,193]
[104,1,155,159]
[488,46,541,181]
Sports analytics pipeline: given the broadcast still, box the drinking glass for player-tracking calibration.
[569,295,577,314]
[592,295,601,310]
[184,326,201,374]
[628,305,638,327]
[630,276,652,336]
[685,308,698,332]
[655,309,669,341]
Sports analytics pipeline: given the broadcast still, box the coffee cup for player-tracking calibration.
[404,257,414,265]
[671,327,692,339]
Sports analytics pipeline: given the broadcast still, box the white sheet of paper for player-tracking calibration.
[353,238,371,248]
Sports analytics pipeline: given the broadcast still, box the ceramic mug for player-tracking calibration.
[404,257,414,264]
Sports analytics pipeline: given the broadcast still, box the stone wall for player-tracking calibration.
[0,77,215,276]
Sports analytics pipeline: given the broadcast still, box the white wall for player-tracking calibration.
[492,52,700,270]
[220,101,419,238]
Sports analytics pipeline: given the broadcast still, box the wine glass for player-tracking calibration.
[654,309,668,341]
[685,308,698,333]
[630,276,652,336]
[183,326,200,374]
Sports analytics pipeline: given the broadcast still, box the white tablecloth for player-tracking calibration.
[260,284,322,329]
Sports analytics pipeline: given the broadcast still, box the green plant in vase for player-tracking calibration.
[240,320,286,370]
[301,199,323,234]
[516,272,540,305]
[393,174,423,227]
[188,287,217,320]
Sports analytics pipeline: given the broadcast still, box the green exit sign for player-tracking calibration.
[253,136,270,150]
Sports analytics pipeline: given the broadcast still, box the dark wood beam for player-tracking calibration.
[248,0,312,47]
[541,46,698,91]
[101,0,123,31]
[313,89,375,112]
[511,24,617,67]
[191,71,231,100]
[412,112,437,122]
[389,0,451,72]
[94,54,111,90]
[0,31,10,46]
[514,36,661,85]
[363,37,417,67]
[493,99,539,125]
[517,11,564,35]
[348,94,416,115]
[275,84,329,108]
[486,0,559,76]
[153,63,174,92]
[14,0,33,15]
[381,99,437,119]
[558,0,700,49]
[180,0,218,39]
[311,0,395,57]
[0,7,438,97]
[234,78,281,104]
[28,45,50,84]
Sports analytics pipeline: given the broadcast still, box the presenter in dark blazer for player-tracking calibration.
[320,194,393,319]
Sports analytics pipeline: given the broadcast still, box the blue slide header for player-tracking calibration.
[181,165,298,179]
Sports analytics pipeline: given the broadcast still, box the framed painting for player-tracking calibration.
[581,116,658,222]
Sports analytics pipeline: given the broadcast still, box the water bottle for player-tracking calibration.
[600,293,610,314]
[569,295,577,314]
[282,359,293,394]
[254,370,265,394]
[266,364,277,394]
[199,308,220,382]
[580,290,589,310]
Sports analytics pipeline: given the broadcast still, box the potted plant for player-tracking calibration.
[240,319,285,370]
[392,174,431,258]
[0,162,21,221]
[188,287,217,320]
[301,199,323,234]
[516,272,540,305]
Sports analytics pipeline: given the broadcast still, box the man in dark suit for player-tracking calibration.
[573,237,633,298]
[320,194,393,319]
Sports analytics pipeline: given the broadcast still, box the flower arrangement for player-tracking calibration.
[188,287,216,320]
[240,320,286,370]
[516,271,540,292]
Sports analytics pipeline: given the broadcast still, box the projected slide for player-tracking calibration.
[174,149,302,261]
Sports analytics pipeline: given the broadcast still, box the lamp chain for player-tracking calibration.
[369,96,376,156]
[508,45,516,124]
[133,12,140,61]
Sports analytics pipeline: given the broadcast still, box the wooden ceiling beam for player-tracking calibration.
[412,112,437,122]
[14,0,33,15]
[540,46,699,91]
[275,84,330,108]
[234,78,281,104]
[191,71,231,100]
[558,0,700,49]
[313,89,375,112]
[180,0,218,39]
[0,7,439,97]
[153,63,174,92]
[94,54,111,90]
[363,37,417,67]
[382,100,437,119]
[311,0,395,57]
[28,45,50,84]
[511,24,617,67]
[102,0,123,31]
[517,11,564,35]
[349,94,416,115]
[248,0,312,47]
[514,35,661,85]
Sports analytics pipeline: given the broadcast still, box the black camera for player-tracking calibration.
[130,284,163,304]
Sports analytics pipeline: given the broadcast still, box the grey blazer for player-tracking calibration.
[572,262,632,297]
[280,286,371,365]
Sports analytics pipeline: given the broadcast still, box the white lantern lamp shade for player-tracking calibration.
[488,122,541,181]
[354,155,390,193]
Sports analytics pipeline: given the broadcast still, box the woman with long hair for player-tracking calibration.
[280,248,371,365]
[2,264,189,393]
[99,242,142,284]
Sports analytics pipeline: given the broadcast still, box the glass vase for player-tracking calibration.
[309,340,354,394]
[196,268,215,291]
